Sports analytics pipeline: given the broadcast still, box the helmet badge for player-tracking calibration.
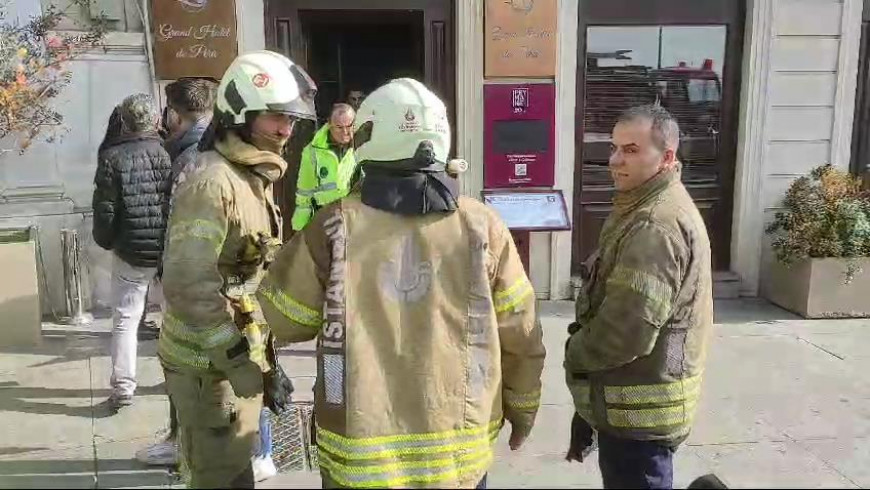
[252,73,271,88]
[400,108,421,133]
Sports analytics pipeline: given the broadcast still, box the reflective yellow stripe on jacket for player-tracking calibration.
[258,284,321,330]
[494,277,534,313]
[158,313,240,371]
[168,219,225,255]
[604,375,703,431]
[607,265,675,324]
[504,389,541,411]
[316,420,501,488]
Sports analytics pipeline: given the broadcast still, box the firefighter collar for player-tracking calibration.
[215,131,288,183]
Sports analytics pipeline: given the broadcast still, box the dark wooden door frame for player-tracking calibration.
[572,0,745,273]
[849,0,870,177]
[264,0,454,110]
[264,0,455,239]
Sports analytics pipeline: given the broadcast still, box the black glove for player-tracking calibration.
[565,412,596,463]
[565,321,582,355]
[263,334,295,416]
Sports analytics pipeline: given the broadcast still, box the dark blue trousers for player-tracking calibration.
[598,432,676,489]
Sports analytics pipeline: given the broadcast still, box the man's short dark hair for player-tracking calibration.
[165,78,217,118]
[616,104,680,151]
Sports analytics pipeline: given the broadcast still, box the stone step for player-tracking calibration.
[714,271,742,299]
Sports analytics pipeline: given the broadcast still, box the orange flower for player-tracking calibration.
[16,73,27,85]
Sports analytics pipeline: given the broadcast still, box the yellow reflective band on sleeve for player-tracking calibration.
[604,375,703,406]
[259,284,321,329]
[158,330,210,370]
[494,277,534,313]
[319,447,493,489]
[606,397,699,429]
[169,219,226,254]
[504,389,542,410]
[163,313,240,350]
[607,265,674,321]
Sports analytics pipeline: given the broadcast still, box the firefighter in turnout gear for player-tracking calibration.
[256,78,546,488]
[563,105,714,489]
[291,103,358,231]
[158,51,317,488]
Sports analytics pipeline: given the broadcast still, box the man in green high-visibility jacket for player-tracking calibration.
[291,103,358,231]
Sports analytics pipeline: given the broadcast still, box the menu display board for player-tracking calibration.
[482,189,571,231]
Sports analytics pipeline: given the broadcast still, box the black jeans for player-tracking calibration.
[597,432,676,489]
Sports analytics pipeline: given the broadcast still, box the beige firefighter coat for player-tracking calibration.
[257,194,546,488]
[564,165,714,446]
[159,131,284,373]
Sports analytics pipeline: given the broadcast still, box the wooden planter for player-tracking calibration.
[0,227,41,347]
[765,257,870,319]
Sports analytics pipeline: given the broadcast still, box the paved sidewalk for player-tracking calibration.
[1,299,868,488]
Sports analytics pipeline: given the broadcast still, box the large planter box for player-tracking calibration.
[765,257,870,319]
[0,227,41,347]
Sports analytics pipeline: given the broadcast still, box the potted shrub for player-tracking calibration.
[764,164,870,318]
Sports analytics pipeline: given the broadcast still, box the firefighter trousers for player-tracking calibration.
[164,366,263,488]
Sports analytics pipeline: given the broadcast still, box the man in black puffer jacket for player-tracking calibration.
[92,93,172,410]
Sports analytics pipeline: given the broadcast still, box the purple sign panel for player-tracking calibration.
[484,83,556,188]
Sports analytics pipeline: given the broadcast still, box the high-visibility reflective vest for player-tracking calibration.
[291,124,357,231]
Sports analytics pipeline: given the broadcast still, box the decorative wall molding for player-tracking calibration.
[550,0,579,300]
[730,0,776,296]
[456,0,485,199]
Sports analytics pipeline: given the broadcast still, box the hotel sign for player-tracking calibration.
[151,0,238,79]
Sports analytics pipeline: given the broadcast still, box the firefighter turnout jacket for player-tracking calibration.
[159,131,284,374]
[257,194,547,488]
[564,165,713,446]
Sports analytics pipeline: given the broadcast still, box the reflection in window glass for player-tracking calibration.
[583,25,727,170]
[687,79,720,103]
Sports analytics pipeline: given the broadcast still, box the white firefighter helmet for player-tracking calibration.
[352,78,450,165]
[216,50,317,126]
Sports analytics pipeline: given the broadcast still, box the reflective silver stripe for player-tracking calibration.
[158,333,210,370]
[168,219,225,254]
[504,389,542,410]
[314,182,339,193]
[163,313,240,349]
[259,284,321,329]
[604,375,703,405]
[606,398,699,429]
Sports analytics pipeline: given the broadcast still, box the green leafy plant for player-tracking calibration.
[0,0,108,154]
[766,164,870,283]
